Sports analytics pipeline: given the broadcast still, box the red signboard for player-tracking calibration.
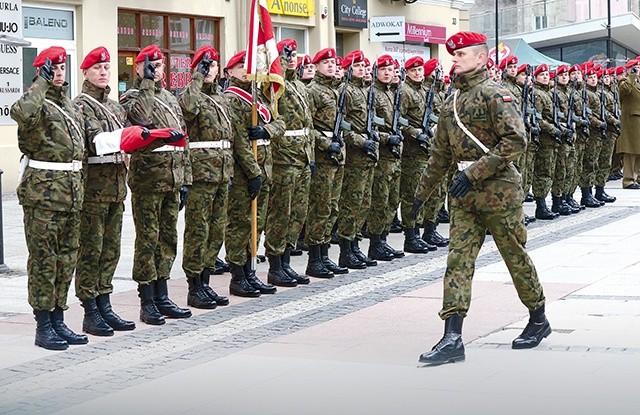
[405,22,446,44]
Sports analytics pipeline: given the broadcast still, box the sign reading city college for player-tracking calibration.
[335,0,368,29]
[0,0,23,125]
[369,16,405,43]
[23,6,74,40]
[268,0,315,17]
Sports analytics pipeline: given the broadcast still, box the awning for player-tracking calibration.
[488,38,567,67]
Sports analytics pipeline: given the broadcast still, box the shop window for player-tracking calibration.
[117,12,137,48]
[195,19,215,50]
[275,27,307,54]
[169,17,190,51]
[141,14,166,49]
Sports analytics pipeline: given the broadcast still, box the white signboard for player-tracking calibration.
[369,16,405,43]
[0,0,23,125]
[382,42,431,65]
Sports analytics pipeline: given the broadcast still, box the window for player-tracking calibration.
[274,26,307,54]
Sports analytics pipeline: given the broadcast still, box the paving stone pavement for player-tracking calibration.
[1,183,640,415]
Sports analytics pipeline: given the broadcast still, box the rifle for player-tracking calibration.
[551,71,563,144]
[599,75,608,136]
[365,64,384,161]
[445,73,456,98]
[528,67,541,145]
[298,61,305,80]
[566,79,577,142]
[390,67,408,159]
[581,80,591,138]
[331,67,352,165]
[421,68,440,152]
[612,76,621,134]
[521,67,531,131]
[219,68,230,91]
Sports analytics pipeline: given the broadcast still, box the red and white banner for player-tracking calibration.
[245,0,285,115]
[93,126,187,155]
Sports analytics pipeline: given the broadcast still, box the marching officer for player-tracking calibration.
[413,32,550,365]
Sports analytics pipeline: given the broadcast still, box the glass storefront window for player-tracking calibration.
[168,54,192,92]
[195,19,215,49]
[169,17,191,51]
[117,12,136,48]
[277,27,307,54]
[141,14,165,48]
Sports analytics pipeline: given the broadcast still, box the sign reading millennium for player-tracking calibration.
[335,0,367,29]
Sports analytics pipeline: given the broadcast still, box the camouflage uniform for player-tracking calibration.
[178,72,233,278]
[305,72,346,246]
[552,83,571,200]
[581,84,605,188]
[119,76,191,285]
[11,76,86,311]
[567,82,589,197]
[224,77,284,267]
[74,81,127,301]
[415,67,545,319]
[532,81,561,199]
[265,67,313,256]
[596,84,620,187]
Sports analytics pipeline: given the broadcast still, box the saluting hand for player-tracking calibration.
[143,55,156,80]
[39,58,54,81]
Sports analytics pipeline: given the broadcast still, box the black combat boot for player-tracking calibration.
[338,238,366,269]
[352,239,377,266]
[267,254,298,287]
[50,307,89,345]
[212,257,230,275]
[321,243,348,274]
[154,279,192,319]
[524,214,536,224]
[595,186,616,203]
[524,192,535,202]
[186,275,218,309]
[437,206,450,223]
[566,193,585,210]
[403,227,429,253]
[229,263,262,297]
[535,198,559,220]
[389,213,403,233]
[418,315,465,365]
[551,195,572,216]
[96,294,136,331]
[381,232,404,258]
[512,305,552,349]
[306,245,335,278]
[415,227,437,251]
[34,310,68,350]
[282,247,309,284]
[580,187,602,208]
[368,234,395,261]
[138,283,165,325]
[244,261,277,294]
[422,220,449,247]
[200,268,229,305]
[562,194,581,214]
[81,298,114,336]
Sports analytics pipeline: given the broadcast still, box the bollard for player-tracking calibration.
[0,169,10,273]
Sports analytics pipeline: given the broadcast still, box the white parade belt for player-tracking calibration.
[321,131,334,138]
[28,159,83,171]
[189,140,231,149]
[152,145,185,152]
[456,161,475,171]
[255,139,271,146]
[87,153,126,164]
[284,128,310,137]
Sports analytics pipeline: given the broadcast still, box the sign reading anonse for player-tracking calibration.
[268,0,315,17]
[0,0,23,126]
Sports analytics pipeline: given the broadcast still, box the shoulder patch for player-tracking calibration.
[502,95,512,102]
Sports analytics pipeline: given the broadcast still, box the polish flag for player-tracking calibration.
[93,126,186,155]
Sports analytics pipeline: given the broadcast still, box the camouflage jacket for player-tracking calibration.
[415,67,525,212]
[503,76,522,108]
[11,77,86,212]
[586,84,605,134]
[224,77,285,182]
[400,77,429,159]
[120,76,192,193]
[373,79,402,161]
[533,81,561,139]
[555,82,570,132]
[74,81,128,203]
[343,76,377,166]
[307,72,346,166]
[601,85,620,133]
[178,72,233,184]
[271,68,313,167]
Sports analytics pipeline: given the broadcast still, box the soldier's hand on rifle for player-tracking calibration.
[310,162,315,176]
[197,53,212,77]
[450,171,472,198]
[411,198,424,220]
[363,139,377,155]
[248,175,262,200]
[179,185,190,211]
[143,55,156,80]
[328,142,341,154]
[248,125,270,141]
[368,130,380,142]
[530,125,541,137]
[388,134,402,147]
[562,127,573,140]
[164,129,185,143]
[600,121,607,131]
[39,58,54,81]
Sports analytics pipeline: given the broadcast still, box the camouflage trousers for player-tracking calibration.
[400,159,428,228]
[226,168,270,267]
[568,134,588,193]
[306,163,343,245]
[75,201,124,300]
[23,207,80,311]
[368,158,401,235]
[336,163,375,240]
[182,181,228,278]
[595,135,617,187]
[521,143,537,195]
[579,132,604,188]
[288,165,311,247]
[422,174,448,224]
[131,191,179,284]
[439,205,545,320]
[265,164,310,256]
[551,143,570,196]
[532,136,559,198]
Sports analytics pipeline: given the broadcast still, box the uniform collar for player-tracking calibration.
[81,80,111,102]
[454,67,489,91]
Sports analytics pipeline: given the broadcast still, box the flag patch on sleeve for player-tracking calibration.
[502,95,512,102]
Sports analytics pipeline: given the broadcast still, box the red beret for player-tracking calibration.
[568,64,581,73]
[534,63,549,77]
[33,46,67,67]
[135,45,164,63]
[342,50,365,69]
[444,75,450,83]
[297,54,312,68]
[364,57,371,67]
[549,71,556,80]
[312,48,336,64]
[335,56,343,67]
[445,31,487,55]
[226,50,246,70]
[276,38,297,54]
[556,65,568,75]
[582,61,594,71]
[615,66,625,75]
[625,59,639,69]
[80,46,110,70]
[605,67,615,75]
[377,54,395,68]
[405,56,424,69]
[517,64,528,75]
[498,59,507,71]
[505,55,518,66]
[423,58,439,76]
[486,58,495,69]
[636,56,640,61]
[585,66,598,76]
[190,45,219,69]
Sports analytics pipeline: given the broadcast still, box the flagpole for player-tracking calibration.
[250,82,259,271]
